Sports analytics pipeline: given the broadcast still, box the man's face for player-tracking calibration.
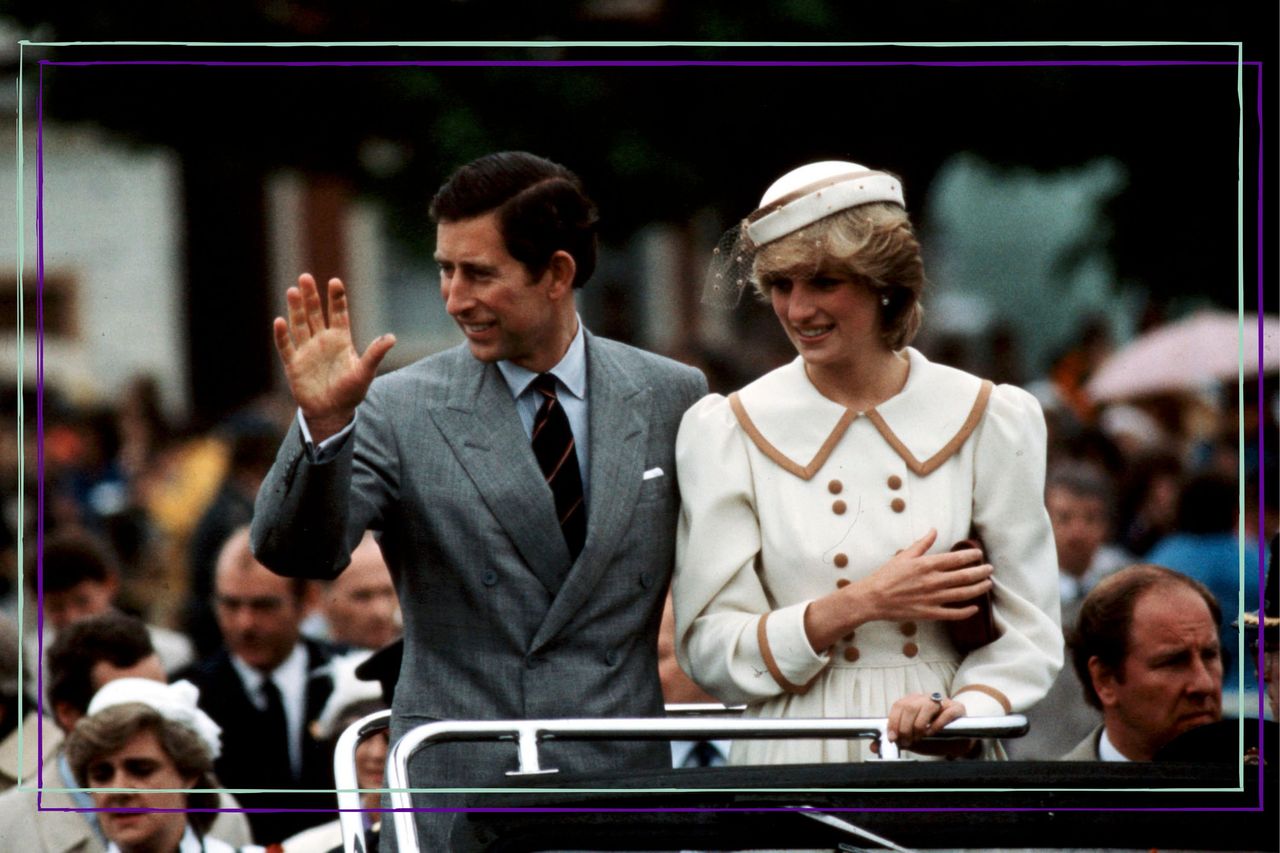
[86,727,193,853]
[1095,584,1223,759]
[54,654,166,734]
[90,654,167,696]
[1046,486,1109,578]
[325,541,400,650]
[435,213,566,371]
[45,579,115,631]
[214,560,304,672]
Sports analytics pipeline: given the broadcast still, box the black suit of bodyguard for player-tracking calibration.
[251,152,707,849]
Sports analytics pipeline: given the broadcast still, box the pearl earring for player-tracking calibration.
[880,295,890,307]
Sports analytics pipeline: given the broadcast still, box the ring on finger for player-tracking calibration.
[929,692,945,705]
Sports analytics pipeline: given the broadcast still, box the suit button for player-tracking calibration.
[828,479,843,495]
[890,498,906,513]
[832,500,847,515]
[843,647,860,662]
[833,553,848,568]
[836,578,851,589]
[899,621,917,636]
[606,649,621,666]
[887,475,903,490]
[902,642,919,658]
[482,570,498,586]
[639,572,653,589]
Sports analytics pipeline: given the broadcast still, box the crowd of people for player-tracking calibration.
[0,150,1274,851]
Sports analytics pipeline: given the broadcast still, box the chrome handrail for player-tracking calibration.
[333,709,391,853]
[384,713,1028,853]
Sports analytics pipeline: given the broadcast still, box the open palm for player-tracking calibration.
[273,274,396,442]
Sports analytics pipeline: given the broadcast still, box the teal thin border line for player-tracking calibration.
[15,40,1257,802]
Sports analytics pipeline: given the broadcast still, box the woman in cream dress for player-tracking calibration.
[674,161,1062,764]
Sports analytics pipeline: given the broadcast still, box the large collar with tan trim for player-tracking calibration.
[729,347,993,481]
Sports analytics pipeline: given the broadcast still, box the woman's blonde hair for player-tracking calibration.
[752,201,925,351]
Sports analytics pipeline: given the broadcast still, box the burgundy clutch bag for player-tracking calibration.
[947,536,999,654]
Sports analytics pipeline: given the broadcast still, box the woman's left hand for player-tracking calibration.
[886,692,971,754]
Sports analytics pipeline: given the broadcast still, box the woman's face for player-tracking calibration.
[355,729,390,810]
[86,728,195,853]
[767,270,883,369]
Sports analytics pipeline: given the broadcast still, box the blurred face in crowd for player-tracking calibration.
[215,546,306,673]
[53,654,166,735]
[325,537,400,650]
[1091,584,1222,760]
[355,729,389,811]
[1046,486,1109,578]
[46,578,116,631]
[90,654,167,696]
[86,727,193,853]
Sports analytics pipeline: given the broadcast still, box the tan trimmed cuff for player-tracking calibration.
[757,602,827,695]
[952,684,1012,716]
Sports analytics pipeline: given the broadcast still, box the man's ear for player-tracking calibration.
[1088,655,1119,707]
[542,250,577,300]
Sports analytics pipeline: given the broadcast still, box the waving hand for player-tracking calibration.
[272,274,396,443]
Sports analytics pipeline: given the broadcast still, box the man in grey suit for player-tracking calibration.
[251,151,707,848]
[1060,564,1223,761]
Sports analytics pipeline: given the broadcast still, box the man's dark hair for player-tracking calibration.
[32,527,120,594]
[1068,564,1222,710]
[1046,461,1116,518]
[429,151,599,288]
[47,612,155,717]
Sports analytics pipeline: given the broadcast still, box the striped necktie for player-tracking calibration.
[531,373,586,564]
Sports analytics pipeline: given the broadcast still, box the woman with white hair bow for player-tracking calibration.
[673,160,1063,764]
[65,679,264,853]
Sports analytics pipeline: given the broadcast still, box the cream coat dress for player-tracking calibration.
[673,347,1062,764]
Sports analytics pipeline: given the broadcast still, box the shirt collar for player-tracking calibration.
[496,316,587,402]
[1098,727,1131,762]
[230,642,308,695]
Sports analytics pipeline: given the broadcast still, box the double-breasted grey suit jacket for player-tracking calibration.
[251,331,706,848]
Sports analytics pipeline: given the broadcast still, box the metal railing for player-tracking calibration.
[376,713,1028,853]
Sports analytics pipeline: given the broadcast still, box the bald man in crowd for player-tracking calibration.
[302,531,401,650]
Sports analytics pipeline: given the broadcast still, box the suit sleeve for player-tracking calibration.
[251,379,401,579]
[673,394,828,706]
[952,383,1064,717]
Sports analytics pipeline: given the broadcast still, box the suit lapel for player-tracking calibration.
[533,334,648,649]
[429,351,572,596]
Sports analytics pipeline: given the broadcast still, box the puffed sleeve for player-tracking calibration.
[951,383,1063,718]
[673,394,829,706]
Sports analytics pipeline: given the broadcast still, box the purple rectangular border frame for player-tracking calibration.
[28,53,1268,823]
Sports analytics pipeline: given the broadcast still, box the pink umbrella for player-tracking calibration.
[1085,311,1280,402]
